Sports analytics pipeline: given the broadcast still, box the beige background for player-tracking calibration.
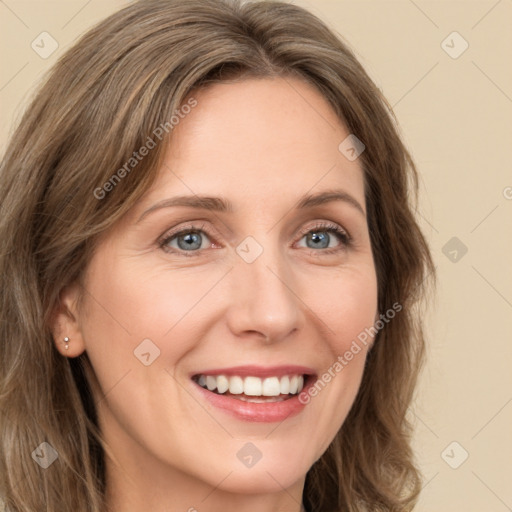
[1,1,511,510]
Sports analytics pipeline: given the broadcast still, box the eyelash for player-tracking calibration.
[158,221,352,257]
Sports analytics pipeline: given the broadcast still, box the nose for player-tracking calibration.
[225,243,303,344]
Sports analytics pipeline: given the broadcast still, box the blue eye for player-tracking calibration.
[297,222,351,253]
[160,227,211,254]
[302,231,336,249]
[159,221,351,257]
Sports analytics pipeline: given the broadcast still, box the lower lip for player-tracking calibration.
[192,377,314,423]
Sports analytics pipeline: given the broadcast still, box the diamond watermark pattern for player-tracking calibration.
[134,338,161,366]
[236,236,264,263]
[31,442,59,469]
[236,442,262,468]
[338,134,365,161]
[441,31,469,59]
[31,32,59,59]
[441,441,469,469]
[442,236,468,263]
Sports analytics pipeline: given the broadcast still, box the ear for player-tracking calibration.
[49,282,86,358]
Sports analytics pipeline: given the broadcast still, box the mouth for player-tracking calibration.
[190,366,317,422]
[192,373,312,403]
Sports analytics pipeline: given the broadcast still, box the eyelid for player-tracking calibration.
[296,221,351,242]
[158,219,352,255]
[158,221,217,248]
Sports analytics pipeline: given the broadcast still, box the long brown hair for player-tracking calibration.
[0,1,435,510]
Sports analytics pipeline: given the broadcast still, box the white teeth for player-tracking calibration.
[279,375,290,394]
[206,375,217,391]
[289,375,299,394]
[216,375,229,394]
[229,376,244,395]
[244,376,262,396]
[262,377,281,396]
[195,374,306,396]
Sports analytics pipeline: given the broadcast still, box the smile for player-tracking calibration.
[190,365,316,422]
[193,374,306,402]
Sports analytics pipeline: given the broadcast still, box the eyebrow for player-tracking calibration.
[136,188,366,223]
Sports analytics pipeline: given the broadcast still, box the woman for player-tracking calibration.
[0,0,435,511]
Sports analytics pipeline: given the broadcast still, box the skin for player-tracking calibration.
[52,76,378,512]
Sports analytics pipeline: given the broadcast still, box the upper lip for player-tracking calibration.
[191,365,316,379]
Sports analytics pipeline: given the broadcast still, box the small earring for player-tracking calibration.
[64,336,70,350]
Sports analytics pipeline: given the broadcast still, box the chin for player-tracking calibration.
[207,464,306,494]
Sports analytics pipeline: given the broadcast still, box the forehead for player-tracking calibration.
[142,76,365,212]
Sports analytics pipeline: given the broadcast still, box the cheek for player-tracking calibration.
[77,256,216,443]
[325,266,378,390]
[80,256,211,353]
[77,254,231,410]
[306,263,378,353]
[298,265,377,449]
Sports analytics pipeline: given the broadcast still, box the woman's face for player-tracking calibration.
[58,77,378,504]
